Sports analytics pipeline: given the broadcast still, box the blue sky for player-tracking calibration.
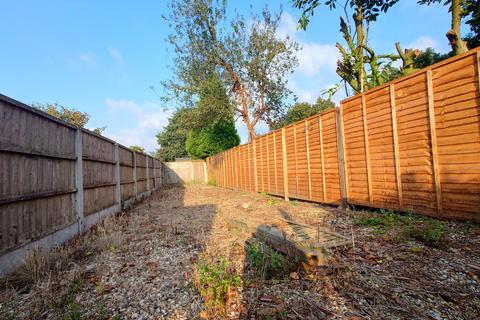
[1,1,455,151]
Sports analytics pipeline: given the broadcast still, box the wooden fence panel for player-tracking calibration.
[206,48,480,221]
[433,53,480,219]
[395,72,436,215]
[365,86,399,208]
[342,97,370,206]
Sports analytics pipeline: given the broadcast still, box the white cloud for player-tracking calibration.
[406,36,438,51]
[66,52,97,69]
[108,47,125,67]
[103,98,171,152]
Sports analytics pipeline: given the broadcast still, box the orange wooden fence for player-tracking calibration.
[207,48,480,221]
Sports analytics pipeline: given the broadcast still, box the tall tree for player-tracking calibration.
[293,0,400,94]
[163,0,299,141]
[185,120,240,159]
[418,0,469,54]
[464,0,480,48]
[155,108,191,161]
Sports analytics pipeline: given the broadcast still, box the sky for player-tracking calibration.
[0,1,456,151]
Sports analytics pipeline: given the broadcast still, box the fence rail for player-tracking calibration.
[0,94,163,275]
[207,47,480,222]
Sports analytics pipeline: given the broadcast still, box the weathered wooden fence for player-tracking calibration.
[0,94,163,275]
[163,160,208,185]
[207,48,480,222]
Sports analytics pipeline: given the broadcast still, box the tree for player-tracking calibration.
[33,102,106,134]
[155,108,191,161]
[273,98,335,129]
[463,0,480,48]
[185,120,240,159]
[293,1,401,94]
[163,0,299,141]
[413,47,453,69]
[129,146,145,153]
[418,0,468,55]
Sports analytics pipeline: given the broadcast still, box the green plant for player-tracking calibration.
[246,240,291,279]
[60,278,83,320]
[405,220,447,246]
[193,258,242,311]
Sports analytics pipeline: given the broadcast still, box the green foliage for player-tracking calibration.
[293,0,400,30]
[463,0,480,48]
[185,120,240,159]
[155,108,191,161]
[351,209,448,246]
[129,145,145,153]
[33,102,90,127]
[404,220,447,246]
[32,102,106,134]
[273,98,335,129]
[246,239,291,279]
[414,47,453,69]
[194,258,242,309]
[162,0,299,139]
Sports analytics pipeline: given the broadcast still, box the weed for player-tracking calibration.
[208,180,216,186]
[404,220,447,246]
[193,257,242,314]
[59,278,83,320]
[246,240,291,279]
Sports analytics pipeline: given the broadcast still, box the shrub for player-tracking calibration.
[193,258,242,312]
[246,240,291,279]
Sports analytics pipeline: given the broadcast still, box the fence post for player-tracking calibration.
[427,69,443,214]
[133,152,138,197]
[114,143,121,207]
[336,107,348,207]
[389,84,403,208]
[305,120,312,200]
[203,161,208,184]
[273,132,278,194]
[74,129,84,233]
[146,155,150,191]
[281,128,289,201]
[319,115,327,203]
[361,94,373,205]
[253,139,258,192]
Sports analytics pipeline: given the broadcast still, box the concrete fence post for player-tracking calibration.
[75,129,85,233]
[203,161,208,184]
[146,155,150,191]
[133,152,138,197]
[114,143,121,207]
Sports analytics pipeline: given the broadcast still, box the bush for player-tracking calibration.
[186,120,240,159]
[246,240,291,279]
[193,258,242,312]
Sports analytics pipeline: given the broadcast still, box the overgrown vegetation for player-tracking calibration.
[350,208,449,246]
[193,257,242,316]
[246,239,292,279]
[32,102,106,135]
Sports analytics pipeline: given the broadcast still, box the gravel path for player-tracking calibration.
[1,184,479,319]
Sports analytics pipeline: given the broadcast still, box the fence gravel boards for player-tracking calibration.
[0,95,163,275]
[207,48,480,222]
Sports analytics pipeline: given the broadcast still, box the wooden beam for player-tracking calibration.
[247,144,252,191]
[273,132,278,194]
[361,94,373,205]
[223,152,226,188]
[259,138,264,192]
[427,69,443,215]
[253,138,258,192]
[266,135,270,193]
[281,128,289,201]
[389,84,403,208]
[319,115,327,203]
[293,124,298,196]
[305,120,312,200]
[337,106,349,203]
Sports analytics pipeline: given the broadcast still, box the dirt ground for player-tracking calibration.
[1,184,479,320]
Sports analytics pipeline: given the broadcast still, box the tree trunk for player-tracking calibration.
[449,0,468,55]
[354,1,365,93]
